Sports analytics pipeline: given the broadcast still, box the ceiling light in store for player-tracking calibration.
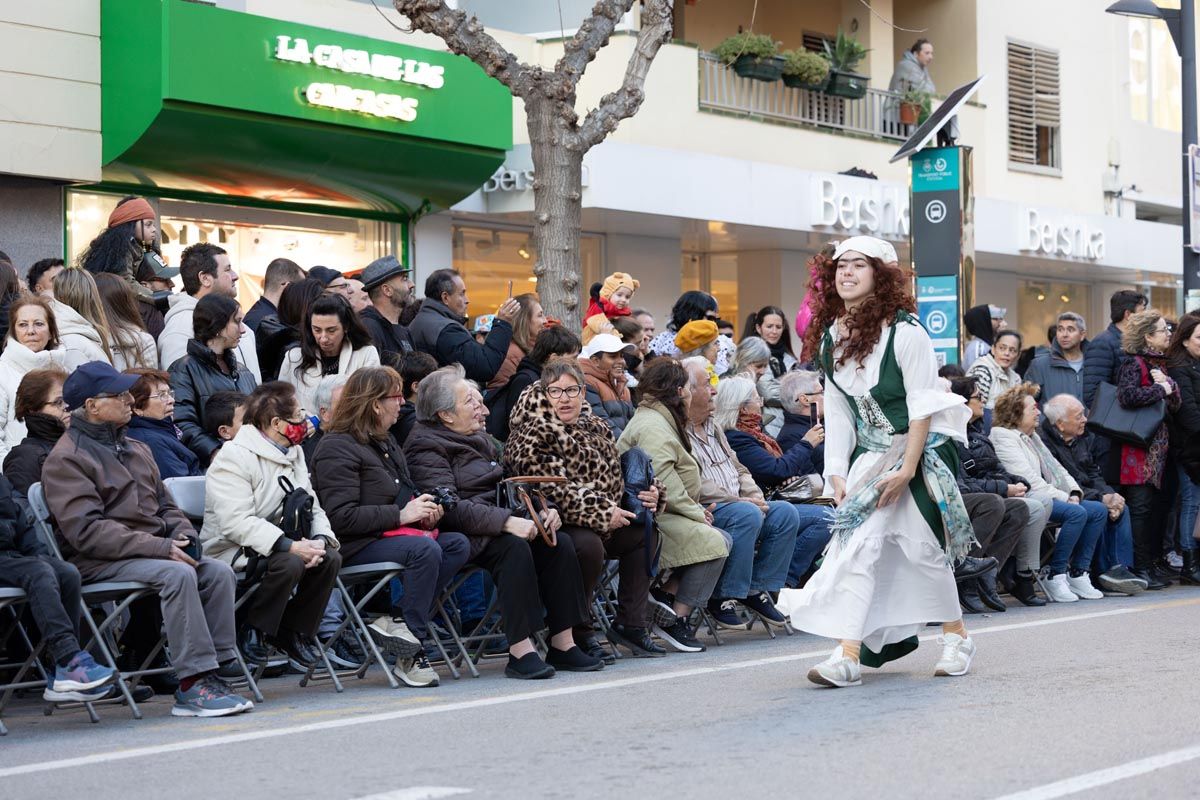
[1037,292,1046,302]
[527,277,538,283]
[517,246,530,260]
[1060,293,1070,303]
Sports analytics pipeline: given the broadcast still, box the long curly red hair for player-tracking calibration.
[801,254,916,368]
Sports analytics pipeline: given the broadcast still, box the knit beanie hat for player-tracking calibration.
[674,320,719,352]
[599,272,640,301]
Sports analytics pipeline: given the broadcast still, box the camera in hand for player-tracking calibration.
[425,487,459,510]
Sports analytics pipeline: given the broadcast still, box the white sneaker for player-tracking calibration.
[1066,572,1104,600]
[369,616,422,658]
[806,646,862,688]
[393,653,440,688]
[1044,573,1079,603]
[934,633,976,677]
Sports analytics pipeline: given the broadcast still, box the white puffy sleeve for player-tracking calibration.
[896,321,969,444]
[822,377,855,481]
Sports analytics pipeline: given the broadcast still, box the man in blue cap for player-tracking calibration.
[41,362,252,718]
[359,254,415,365]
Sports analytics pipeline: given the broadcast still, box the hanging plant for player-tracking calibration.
[713,32,784,82]
[781,49,831,90]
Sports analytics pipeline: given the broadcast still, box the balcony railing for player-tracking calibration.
[698,52,907,142]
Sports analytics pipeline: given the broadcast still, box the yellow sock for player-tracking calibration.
[943,619,967,638]
[839,640,861,662]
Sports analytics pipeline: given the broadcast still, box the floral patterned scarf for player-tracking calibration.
[735,410,783,457]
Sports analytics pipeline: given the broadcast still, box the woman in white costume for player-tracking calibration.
[777,236,990,687]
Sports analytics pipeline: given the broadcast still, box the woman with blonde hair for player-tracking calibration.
[94,273,157,370]
[50,268,114,370]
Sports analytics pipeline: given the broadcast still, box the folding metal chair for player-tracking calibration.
[162,477,264,702]
[432,565,513,679]
[0,588,37,735]
[1036,522,1063,602]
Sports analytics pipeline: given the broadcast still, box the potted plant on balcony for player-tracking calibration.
[822,29,870,99]
[713,32,784,82]
[781,49,831,90]
[899,86,933,124]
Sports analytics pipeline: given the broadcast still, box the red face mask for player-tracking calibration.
[282,421,307,446]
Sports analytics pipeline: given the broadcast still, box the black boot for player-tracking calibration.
[958,579,987,614]
[1012,571,1047,607]
[1180,550,1200,585]
[977,570,1007,612]
[1130,567,1170,590]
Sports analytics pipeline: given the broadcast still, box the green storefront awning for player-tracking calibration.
[101,0,513,219]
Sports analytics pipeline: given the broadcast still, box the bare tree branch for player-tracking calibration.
[392,0,534,96]
[576,0,673,149]
[555,0,636,83]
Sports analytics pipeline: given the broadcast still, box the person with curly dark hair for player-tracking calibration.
[780,236,990,689]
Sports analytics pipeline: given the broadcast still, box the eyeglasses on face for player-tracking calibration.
[546,385,583,399]
[93,391,133,401]
[149,390,174,401]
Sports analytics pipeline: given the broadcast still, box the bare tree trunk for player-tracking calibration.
[527,96,585,327]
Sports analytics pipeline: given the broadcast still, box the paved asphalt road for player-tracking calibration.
[2,590,1199,800]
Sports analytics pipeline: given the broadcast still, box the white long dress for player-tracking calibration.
[776,319,969,659]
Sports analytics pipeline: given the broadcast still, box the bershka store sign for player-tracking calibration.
[810,176,910,238]
[1020,208,1106,261]
[274,35,446,122]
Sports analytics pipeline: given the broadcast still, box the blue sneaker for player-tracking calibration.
[172,675,253,717]
[43,682,117,703]
[706,598,751,631]
[50,651,116,693]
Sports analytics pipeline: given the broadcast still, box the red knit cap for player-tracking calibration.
[107,198,156,228]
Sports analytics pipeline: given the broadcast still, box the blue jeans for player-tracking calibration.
[1176,464,1200,552]
[711,500,798,599]
[1092,506,1134,573]
[1048,499,1106,575]
[786,504,834,588]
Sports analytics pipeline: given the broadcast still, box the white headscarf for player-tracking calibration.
[832,236,899,266]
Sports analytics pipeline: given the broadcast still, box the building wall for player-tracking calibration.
[606,233,681,324]
[0,2,100,183]
[0,177,64,271]
[892,0,978,93]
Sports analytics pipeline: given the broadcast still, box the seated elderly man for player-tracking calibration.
[1038,393,1148,594]
[679,357,798,630]
[776,370,826,472]
[41,361,252,718]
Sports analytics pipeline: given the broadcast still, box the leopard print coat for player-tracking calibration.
[503,382,624,534]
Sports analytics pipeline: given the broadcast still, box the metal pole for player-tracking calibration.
[1182,1,1199,302]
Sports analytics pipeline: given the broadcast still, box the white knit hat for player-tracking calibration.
[831,236,899,265]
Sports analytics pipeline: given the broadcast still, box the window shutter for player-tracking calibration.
[1008,40,1061,167]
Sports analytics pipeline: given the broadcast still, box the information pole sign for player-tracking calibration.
[910,145,974,365]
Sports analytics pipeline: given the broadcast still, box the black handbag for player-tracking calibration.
[242,476,315,585]
[620,447,661,577]
[1086,380,1165,449]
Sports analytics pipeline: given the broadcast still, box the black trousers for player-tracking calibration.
[1121,483,1170,570]
[0,555,82,665]
[470,534,589,644]
[245,549,342,638]
[963,493,1026,565]
[560,524,657,632]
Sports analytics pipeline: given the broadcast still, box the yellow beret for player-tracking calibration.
[674,320,719,352]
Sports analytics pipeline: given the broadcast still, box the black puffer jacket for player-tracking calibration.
[1169,355,1200,483]
[168,339,258,464]
[0,474,45,557]
[484,355,541,441]
[1037,417,1112,502]
[955,418,1028,496]
[311,432,416,561]
[404,420,511,559]
[254,315,299,383]
[2,413,65,495]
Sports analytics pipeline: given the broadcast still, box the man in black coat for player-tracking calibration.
[358,255,415,366]
[407,269,518,385]
[1082,290,1146,463]
[1038,394,1155,592]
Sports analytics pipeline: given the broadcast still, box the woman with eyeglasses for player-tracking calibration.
[1115,309,1181,587]
[966,329,1022,432]
[125,368,201,479]
[2,366,70,498]
[168,293,259,467]
[504,358,666,660]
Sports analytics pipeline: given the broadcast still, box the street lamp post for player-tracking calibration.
[1107,0,1199,306]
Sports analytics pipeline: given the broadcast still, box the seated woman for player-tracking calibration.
[579,333,637,437]
[50,268,116,371]
[616,359,730,653]
[485,324,581,442]
[715,376,823,492]
[169,294,258,466]
[405,365,601,679]
[279,293,380,417]
[201,382,342,669]
[311,366,471,688]
[504,358,665,659]
[674,320,720,367]
[990,383,1107,603]
[125,368,201,479]
[0,295,68,460]
[3,367,70,497]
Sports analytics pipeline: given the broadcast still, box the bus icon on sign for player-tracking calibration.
[925,200,947,223]
[926,310,949,335]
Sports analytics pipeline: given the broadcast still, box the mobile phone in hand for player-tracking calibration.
[810,402,819,423]
[507,280,513,298]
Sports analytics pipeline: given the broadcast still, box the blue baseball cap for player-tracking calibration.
[63,361,140,411]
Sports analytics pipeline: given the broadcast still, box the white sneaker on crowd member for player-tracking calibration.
[393,653,439,688]
[806,646,862,688]
[369,616,422,658]
[1044,573,1080,603]
[934,634,976,677]
[1065,571,1104,600]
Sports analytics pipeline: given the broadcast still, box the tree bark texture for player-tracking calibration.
[392,0,674,330]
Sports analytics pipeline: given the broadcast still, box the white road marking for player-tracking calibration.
[353,788,472,800]
[991,743,1200,800]
[0,602,1180,778]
